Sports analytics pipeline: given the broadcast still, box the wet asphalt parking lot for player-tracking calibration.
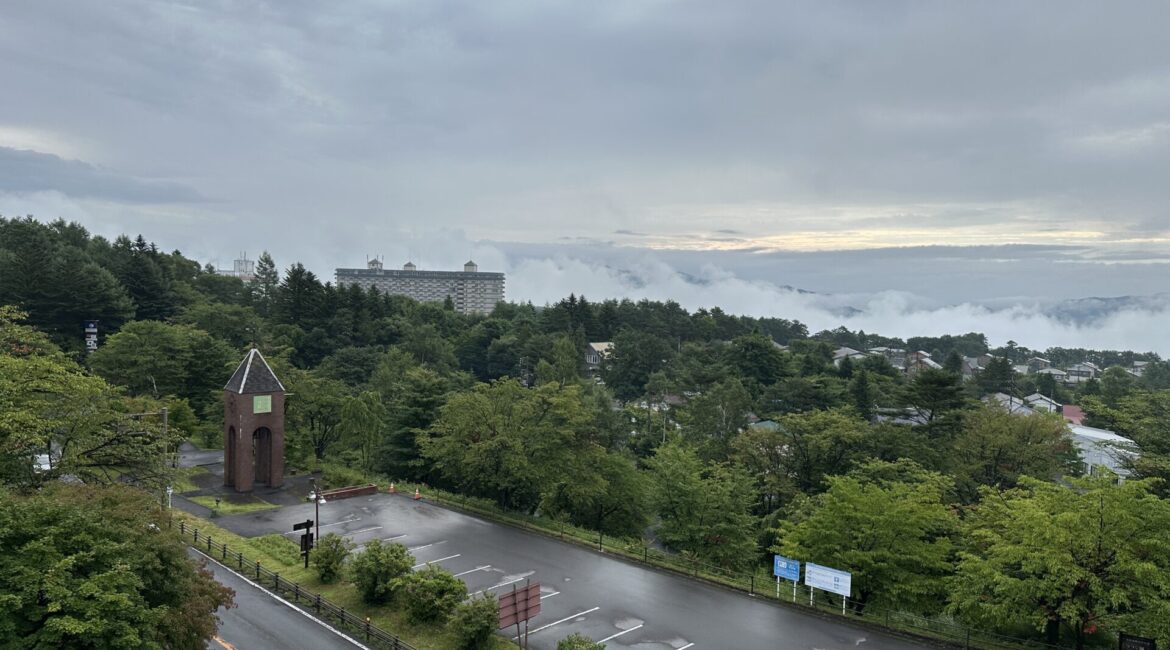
[206,491,932,650]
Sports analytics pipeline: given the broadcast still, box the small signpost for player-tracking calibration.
[293,519,314,568]
[1120,633,1156,650]
[83,320,99,353]
[773,555,801,602]
[805,562,852,615]
[498,581,541,649]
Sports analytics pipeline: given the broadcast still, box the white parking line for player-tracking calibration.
[454,565,491,577]
[540,591,560,600]
[598,625,643,644]
[409,540,446,551]
[521,607,600,637]
[382,534,406,541]
[469,577,526,598]
[678,643,695,649]
[412,554,461,569]
[344,526,383,537]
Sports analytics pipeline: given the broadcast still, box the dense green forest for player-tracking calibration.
[3,215,1170,649]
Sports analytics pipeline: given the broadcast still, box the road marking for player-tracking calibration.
[409,540,446,551]
[540,591,560,600]
[470,577,527,597]
[598,624,643,644]
[282,517,360,536]
[344,526,383,537]
[192,548,369,649]
[521,607,600,637]
[211,635,237,650]
[455,565,491,577]
[383,534,406,541]
[678,643,695,649]
[413,554,461,569]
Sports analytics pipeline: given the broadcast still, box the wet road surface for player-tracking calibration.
[211,492,932,650]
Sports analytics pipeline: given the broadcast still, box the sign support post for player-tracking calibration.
[772,555,801,605]
[804,562,852,612]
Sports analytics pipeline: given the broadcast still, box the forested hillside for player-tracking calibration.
[3,215,1170,649]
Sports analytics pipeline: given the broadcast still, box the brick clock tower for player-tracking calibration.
[223,349,285,492]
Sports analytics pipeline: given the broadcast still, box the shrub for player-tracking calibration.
[450,594,499,650]
[557,633,606,650]
[312,533,354,583]
[394,564,468,623]
[350,540,414,604]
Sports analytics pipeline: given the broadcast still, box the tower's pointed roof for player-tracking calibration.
[224,348,285,394]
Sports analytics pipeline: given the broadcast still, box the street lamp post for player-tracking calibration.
[308,478,326,545]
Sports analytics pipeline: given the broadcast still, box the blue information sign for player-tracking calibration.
[773,555,800,581]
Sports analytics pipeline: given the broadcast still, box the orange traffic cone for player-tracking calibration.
[413,488,422,501]
[388,483,396,494]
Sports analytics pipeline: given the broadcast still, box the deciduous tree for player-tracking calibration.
[949,476,1170,649]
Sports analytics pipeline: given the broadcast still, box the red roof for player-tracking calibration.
[1062,405,1085,425]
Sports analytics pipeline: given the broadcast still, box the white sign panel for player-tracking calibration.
[804,562,852,597]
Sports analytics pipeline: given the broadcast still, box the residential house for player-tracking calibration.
[987,392,1036,416]
[1131,361,1149,377]
[1062,404,1085,425]
[1036,367,1069,383]
[1066,362,1101,384]
[1024,393,1060,413]
[1027,357,1052,373]
[906,351,942,375]
[1068,424,1137,478]
[833,346,868,366]
[584,342,613,374]
[988,395,1136,477]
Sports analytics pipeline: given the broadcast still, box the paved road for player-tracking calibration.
[213,493,932,650]
[192,549,367,650]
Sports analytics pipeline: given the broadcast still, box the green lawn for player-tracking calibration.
[188,494,278,515]
[171,466,209,493]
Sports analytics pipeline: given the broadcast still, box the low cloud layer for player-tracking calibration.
[503,254,1170,355]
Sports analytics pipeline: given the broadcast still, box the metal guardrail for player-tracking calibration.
[179,520,418,650]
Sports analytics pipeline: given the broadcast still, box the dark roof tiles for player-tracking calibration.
[224,349,285,394]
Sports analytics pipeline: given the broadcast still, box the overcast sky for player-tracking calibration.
[2,1,1169,350]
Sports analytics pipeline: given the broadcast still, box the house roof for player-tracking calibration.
[224,348,285,394]
[1036,367,1068,376]
[1062,405,1085,424]
[1024,393,1060,408]
[833,346,861,359]
[588,342,613,353]
[1068,423,1135,446]
[987,393,1036,415]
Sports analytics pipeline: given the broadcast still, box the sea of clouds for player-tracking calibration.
[502,254,1170,356]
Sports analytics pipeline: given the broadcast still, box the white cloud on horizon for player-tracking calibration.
[504,254,1170,355]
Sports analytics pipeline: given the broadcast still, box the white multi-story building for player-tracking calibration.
[216,253,256,282]
[335,259,505,315]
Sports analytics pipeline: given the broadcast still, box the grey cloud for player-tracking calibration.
[0,147,204,203]
[0,1,1168,304]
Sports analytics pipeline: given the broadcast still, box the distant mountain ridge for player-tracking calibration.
[1042,293,1170,325]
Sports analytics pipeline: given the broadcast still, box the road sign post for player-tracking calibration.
[294,519,315,569]
[804,562,852,614]
[498,580,541,649]
[773,555,800,603]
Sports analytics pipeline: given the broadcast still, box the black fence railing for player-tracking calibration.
[179,520,417,650]
[411,488,1089,650]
